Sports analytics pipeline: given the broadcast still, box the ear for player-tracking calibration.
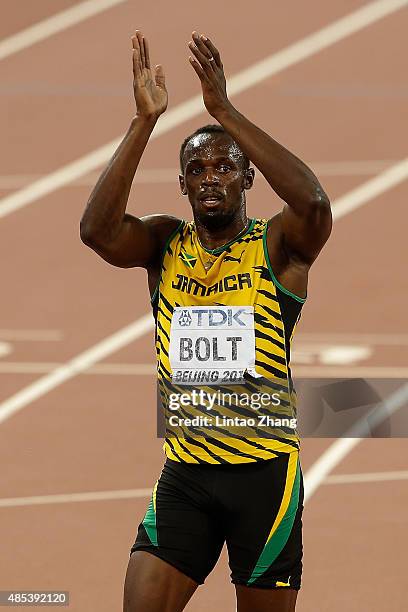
[244,167,255,190]
[179,174,187,196]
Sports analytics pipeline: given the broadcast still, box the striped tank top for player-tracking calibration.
[151,218,305,464]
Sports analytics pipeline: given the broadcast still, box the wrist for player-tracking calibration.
[131,113,160,129]
[211,100,237,122]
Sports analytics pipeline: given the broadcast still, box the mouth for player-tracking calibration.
[199,193,224,207]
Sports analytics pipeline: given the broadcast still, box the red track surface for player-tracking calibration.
[0,1,407,610]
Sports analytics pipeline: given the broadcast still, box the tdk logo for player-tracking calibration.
[178,310,192,326]
[177,308,250,328]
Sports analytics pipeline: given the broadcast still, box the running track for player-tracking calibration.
[0,1,407,610]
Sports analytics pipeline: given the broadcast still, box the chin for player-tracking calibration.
[197,209,235,231]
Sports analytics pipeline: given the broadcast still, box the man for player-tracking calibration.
[80,30,331,612]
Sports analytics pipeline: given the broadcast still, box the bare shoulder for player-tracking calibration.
[141,213,183,235]
[265,212,289,274]
[141,214,184,267]
[82,212,184,270]
[266,211,309,299]
[142,214,183,298]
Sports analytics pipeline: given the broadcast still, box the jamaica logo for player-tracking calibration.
[179,247,197,269]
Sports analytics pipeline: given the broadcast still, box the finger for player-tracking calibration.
[188,40,214,75]
[200,35,222,69]
[188,56,207,81]
[143,36,151,69]
[192,32,217,73]
[192,31,213,61]
[131,37,142,79]
[132,31,143,74]
[132,30,142,53]
[132,48,142,80]
[155,64,166,90]
[136,31,145,67]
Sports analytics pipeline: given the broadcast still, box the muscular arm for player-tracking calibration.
[80,31,180,269]
[188,32,332,269]
[215,106,331,265]
[81,116,172,268]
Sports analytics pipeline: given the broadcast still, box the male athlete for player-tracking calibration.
[80,30,331,612]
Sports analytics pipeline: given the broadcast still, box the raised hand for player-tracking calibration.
[188,32,230,118]
[132,31,167,120]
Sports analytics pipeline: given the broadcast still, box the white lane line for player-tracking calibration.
[324,470,408,485]
[310,160,397,176]
[293,366,408,378]
[0,362,407,378]
[304,383,408,502]
[0,314,154,425]
[0,0,128,62]
[1,0,407,219]
[297,333,408,345]
[0,169,179,189]
[0,343,12,358]
[0,362,67,374]
[0,362,156,375]
[2,155,406,222]
[0,488,152,508]
[225,0,408,96]
[0,329,63,341]
[3,469,408,509]
[0,160,407,424]
[0,161,398,189]
[332,157,408,220]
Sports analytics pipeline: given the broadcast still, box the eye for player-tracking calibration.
[218,164,231,173]
[190,167,202,175]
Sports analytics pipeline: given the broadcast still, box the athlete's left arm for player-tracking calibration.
[188,32,332,266]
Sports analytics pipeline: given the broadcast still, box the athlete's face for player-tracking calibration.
[179,133,254,231]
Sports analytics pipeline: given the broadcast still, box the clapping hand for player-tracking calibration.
[131,31,167,120]
[188,31,231,118]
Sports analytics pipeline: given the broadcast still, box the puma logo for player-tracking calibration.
[276,577,291,587]
[224,251,244,264]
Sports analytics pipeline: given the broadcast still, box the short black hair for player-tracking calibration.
[179,124,249,172]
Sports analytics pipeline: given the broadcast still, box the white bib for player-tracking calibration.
[169,305,260,385]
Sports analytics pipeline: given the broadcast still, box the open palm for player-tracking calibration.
[132,31,167,119]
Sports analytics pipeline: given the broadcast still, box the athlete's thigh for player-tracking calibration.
[124,550,198,612]
[235,583,298,612]
[225,452,304,604]
[126,459,224,605]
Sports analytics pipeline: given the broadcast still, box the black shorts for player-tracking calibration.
[131,453,303,589]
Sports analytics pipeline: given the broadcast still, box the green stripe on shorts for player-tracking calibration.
[142,483,158,547]
[248,456,300,585]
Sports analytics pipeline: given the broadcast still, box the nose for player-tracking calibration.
[201,168,219,186]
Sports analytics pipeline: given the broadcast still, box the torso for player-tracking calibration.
[151,218,306,464]
[147,212,309,301]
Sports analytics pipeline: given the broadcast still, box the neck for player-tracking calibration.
[194,210,248,251]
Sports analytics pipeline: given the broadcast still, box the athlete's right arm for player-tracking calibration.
[80,31,180,269]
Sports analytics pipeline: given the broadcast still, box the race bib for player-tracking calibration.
[169,305,260,385]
